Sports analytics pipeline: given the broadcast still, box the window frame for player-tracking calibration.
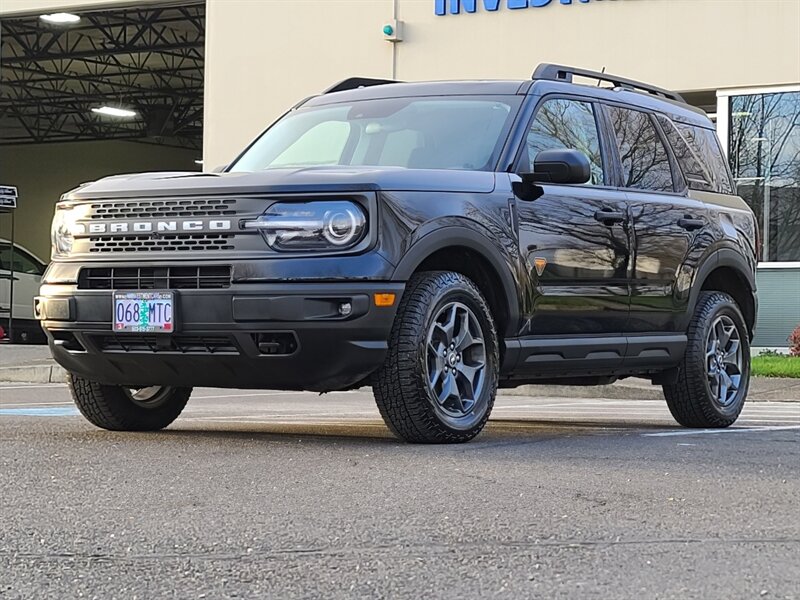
[512,93,617,190]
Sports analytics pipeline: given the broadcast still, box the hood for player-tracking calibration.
[63,166,497,200]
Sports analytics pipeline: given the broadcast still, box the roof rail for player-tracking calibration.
[532,63,685,103]
[323,77,401,95]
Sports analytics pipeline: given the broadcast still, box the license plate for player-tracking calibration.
[114,291,175,333]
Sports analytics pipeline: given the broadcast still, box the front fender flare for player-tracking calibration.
[392,226,521,338]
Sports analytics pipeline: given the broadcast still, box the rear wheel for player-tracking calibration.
[68,373,191,431]
[373,271,499,443]
[663,291,750,428]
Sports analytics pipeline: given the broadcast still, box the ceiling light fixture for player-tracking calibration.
[40,13,81,24]
[92,106,138,119]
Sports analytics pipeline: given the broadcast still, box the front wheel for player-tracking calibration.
[373,271,499,443]
[663,291,750,428]
[68,373,191,431]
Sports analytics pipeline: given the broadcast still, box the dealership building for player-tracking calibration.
[1,0,798,347]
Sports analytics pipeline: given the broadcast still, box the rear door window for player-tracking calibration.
[606,106,675,193]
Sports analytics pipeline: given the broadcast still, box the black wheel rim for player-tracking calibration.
[706,315,743,408]
[125,386,171,409]
[425,301,487,425]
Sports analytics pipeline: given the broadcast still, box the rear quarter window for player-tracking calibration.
[673,121,734,195]
[656,115,714,192]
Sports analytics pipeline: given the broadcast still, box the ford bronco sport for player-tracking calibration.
[37,64,758,443]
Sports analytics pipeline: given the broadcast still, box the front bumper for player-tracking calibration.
[37,282,403,391]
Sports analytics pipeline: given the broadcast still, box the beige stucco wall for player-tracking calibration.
[202,0,800,168]
[396,0,800,89]
[203,0,394,169]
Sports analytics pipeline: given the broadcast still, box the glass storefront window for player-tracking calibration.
[728,91,800,262]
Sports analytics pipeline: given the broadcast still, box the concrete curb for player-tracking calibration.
[0,364,67,384]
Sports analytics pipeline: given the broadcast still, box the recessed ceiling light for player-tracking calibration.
[40,13,81,24]
[92,106,138,119]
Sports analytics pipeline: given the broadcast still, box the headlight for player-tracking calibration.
[51,207,75,258]
[244,201,367,251]
[50,204,87,259]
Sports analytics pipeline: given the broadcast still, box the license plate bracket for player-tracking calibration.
[113,291,176,333]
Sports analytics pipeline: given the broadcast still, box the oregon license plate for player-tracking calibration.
[113,291,175,333]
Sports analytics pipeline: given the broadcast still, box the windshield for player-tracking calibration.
[229,95,521,173]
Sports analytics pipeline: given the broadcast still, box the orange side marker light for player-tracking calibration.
[374,293,396,307]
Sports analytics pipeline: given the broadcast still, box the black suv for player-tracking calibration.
[37,64,758,443]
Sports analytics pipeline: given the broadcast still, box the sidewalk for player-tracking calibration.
[0,343,66,383]
[1,343,799,402]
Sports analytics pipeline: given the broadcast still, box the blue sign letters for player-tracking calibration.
[435,0,604,16]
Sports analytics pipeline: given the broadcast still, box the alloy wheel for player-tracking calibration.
[706,315,743,407]
[425,301,487,420]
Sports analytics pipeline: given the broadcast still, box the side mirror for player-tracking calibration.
[513,149,592,201]
[528,149,591,185]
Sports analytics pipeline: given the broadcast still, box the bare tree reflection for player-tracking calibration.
[729,92,800,261]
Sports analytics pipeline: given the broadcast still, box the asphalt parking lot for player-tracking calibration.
[1,383,798,599]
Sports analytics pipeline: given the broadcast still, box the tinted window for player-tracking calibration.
[526,99,605,185]
[676,123,734,195]
[0,244,44,275]
[656,115,713,191]
[270,121,351,168]
[607,106,674,192]
[231,96,521,172]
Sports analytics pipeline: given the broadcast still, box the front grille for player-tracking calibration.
[88,233,235,253]
[94,334,239,354]
[89,198,236,219]
[78,266,232,290]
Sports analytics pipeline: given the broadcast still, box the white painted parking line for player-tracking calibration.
[643,425,800,437]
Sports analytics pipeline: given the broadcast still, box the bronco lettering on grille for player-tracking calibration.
[85,220,233,234]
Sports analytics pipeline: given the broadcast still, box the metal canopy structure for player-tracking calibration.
[0,3,204,149]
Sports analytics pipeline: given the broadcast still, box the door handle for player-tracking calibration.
[594,210,626,225]
[678,217,705,231]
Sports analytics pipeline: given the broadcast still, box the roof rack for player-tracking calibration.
[323,77,401,95]
[532,63,685,103]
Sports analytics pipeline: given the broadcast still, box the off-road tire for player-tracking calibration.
[663,291,750,428]
[373,271,499,443]
[68,373,191,431]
